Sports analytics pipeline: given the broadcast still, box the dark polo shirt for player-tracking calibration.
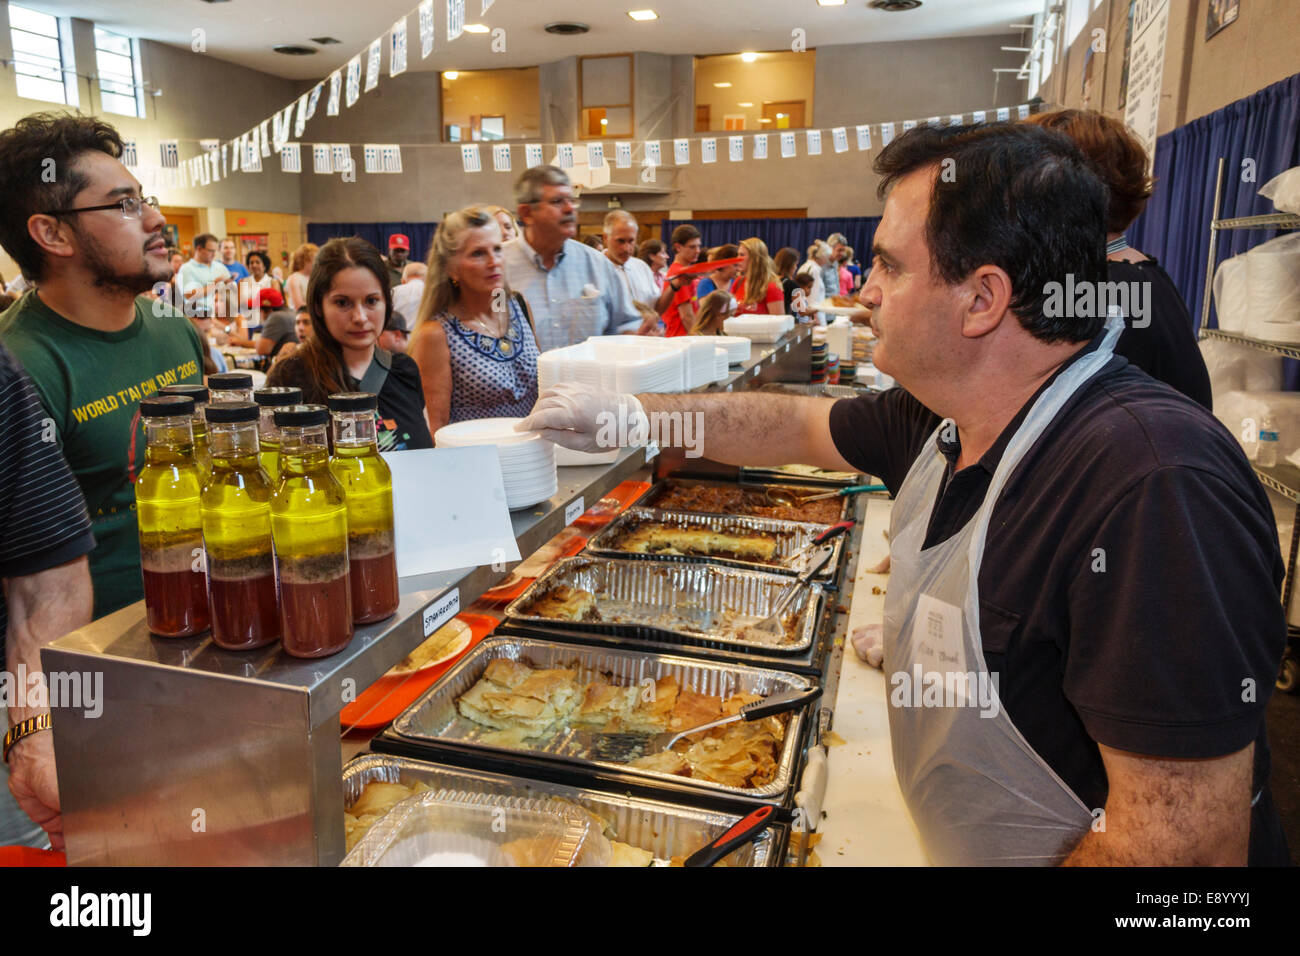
[829,334,1289,865]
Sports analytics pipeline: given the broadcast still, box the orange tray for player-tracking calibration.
[479,534,588,603]
[572,479,652,530]
[340,612,499,732]
[0,847,64,867]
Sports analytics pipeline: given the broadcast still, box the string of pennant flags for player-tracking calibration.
[122,0,1031,192]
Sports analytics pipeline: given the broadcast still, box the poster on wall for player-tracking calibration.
[1206,0,1240,39]
[1122,0,1171,169]
[1117,1,1136,110]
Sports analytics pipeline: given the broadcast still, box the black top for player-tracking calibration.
[829,339,1289,865]
[781,276,799,315]
[1108,257,1212,410]
[258,308,298,360]
[267,350,433,451]
[0,345,96,658]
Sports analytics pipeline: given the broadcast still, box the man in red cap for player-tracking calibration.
[386,234,410,288]
[254,286,298,363]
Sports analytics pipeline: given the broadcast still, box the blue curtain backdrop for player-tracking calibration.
[659,217,881,264]
[306,221,438,264]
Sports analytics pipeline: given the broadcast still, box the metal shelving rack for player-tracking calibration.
[1197,157,1300,690]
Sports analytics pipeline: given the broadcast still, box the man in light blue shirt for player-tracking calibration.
[177,233,231,318]
[501,166,653,352]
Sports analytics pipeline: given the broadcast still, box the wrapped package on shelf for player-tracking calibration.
[1246,233,1300,343]
[1200,336,1283,394]
[1259,165,1300,216]
[1214,390,1300,463]
[1213,253,1250,333]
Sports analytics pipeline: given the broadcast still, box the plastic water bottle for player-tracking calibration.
[1258,415,1279,467]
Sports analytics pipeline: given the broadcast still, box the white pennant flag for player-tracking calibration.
[482,0,494,12]
[493,143,511,172]
[902,120,917,133]
[199,138,219,154]
[390,17,408,77]
[525,143,543,168]
[727,136,743,162]
[281,143,302,173]
[363,144,383,174]
[880,123,895,147]
[231,135,241,172]
[949,114,963,126]
[447,0,465,41]
[313,144,332,174]
[259,120,271,156]
[780,132,796,158]
[996,107,1010,122]
[673,139,690,165]
[345,55,362,107]
[419,0,435,58]
[365,38,381,92]
[306,83,322,120]
[294,94,308,138]
[198,156,210,186]
[615,142,632,168]
[328,72,342,115]
[208,151,220,182]
[556,143,574,168]
[220,142,228,176]
[752,134,767,159]
[805,129,822,155]
[926,116,941,127]
[643,140,661,166]
[381,145,402,173]
[832,127,848,153]
[972,110,987,124]
[856,125,872,150]
[461,144,481,172]
[700,138,717,164]
[245,134,262,171]
[586,141,604,169]
[1017,104,1030,120]
[159,139,179,168]
[271,107,291,151]
[332,144,353,175]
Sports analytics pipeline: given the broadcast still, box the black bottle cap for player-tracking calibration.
[253,386,303,407]
[203,401,260,424]
[208,372,253,391]
[272,404,329,427]
[139,395,195,418]
[161,383,209,404]
[327,391,378,412]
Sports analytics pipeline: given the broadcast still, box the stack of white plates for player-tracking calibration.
[537,340,684,393]
[724,315,794,343]
[710,335,752,365]
[712,347,729,382]
[434,418,558,510]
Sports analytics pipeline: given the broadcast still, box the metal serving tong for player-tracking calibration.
[742,545,838,640]
[783,520,855,568]
[763,483,887,507]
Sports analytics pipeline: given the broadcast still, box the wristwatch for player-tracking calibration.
[3,713,51,763]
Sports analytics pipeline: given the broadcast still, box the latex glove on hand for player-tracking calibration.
[850,623,884,669]
[516,382,649,452]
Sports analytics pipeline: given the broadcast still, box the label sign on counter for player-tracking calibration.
[645,441,660,463]
[565,497,585,525]
[422,588,460,637]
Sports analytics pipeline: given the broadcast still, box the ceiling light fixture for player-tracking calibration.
[713,81,732,88]
[816,0,846,6]
[463,23,489,33]
[868,0,923,9]
[544,21,590,35]
[627,9,658,20]
[444,71,459,80]
[272,44,316,55]
[310,36,340,45]
[740,52,759,62]
[738,101,754,107]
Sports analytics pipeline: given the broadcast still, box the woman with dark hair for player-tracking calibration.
[773,246,801,316]
[638,238,668,292]
[1023,109,1211,409]
[239,250,281,335]
[267,236,433,451]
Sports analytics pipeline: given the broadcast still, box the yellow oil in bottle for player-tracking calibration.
[270,405,353,658]
[201,402,279,651]
[161,383,211,475]
[253,386,301,483]
[328,392,399,624]
[135,395,209,637]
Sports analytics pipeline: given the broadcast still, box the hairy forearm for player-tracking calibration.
[3,558,93,724]
[636,392,851,471]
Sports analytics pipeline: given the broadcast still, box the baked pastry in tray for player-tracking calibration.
[612,523,778,562]
[523,585,600,622]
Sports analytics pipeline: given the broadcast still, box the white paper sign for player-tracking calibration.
[909,593,968,696]
[728,136,744,162]
[586,141,604,169]
[328,68,342,114]
[419,0,435,58]
[280,143,301,173]
[122,139,138,166]
[996,107,1010,122]
[447,0,465,41]
[615,141,632,168]
[422,589,460,637]
[926,116,941,127]
[493,143,511,172]
[564,497,585,525]
[313,144,332,174]
[673,138,690,164]
[1017,103,1031,120]
[832,127,848,153]
[332,144,353,175]
[780,131,796,158]
[294,93,309,137]
[644,140,661,166]
[365,39,382,92]
[1122,0,1170,167]
[752,134,767,159]
[879,122,895,147]
[461,144,481,172]
[306,82,322,119]
[805,129,821,155]
[972,110,987,124]
[700,137,716,163]
[383,446,522,577]
[949,114,963,126]
[231,136,241,172]
[220,142,228,176]
[259,119,271,156]
[363,144,383,174]
[556,143,574,168]
[381,144,402,173]
[345,54,362,107]
[525,143,544,168]
[856,124,872,150]
[271,108,290,151]
[390,17,408,77]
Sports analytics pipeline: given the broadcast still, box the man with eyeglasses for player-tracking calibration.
[0,113,206,622]
[501,165,654,352]
[178,233,233,320]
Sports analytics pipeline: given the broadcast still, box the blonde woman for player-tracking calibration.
[284,242,318,310]
[408,206,540,435]
[691,290,737,336]
[731,237,784,315]
[486,205,519,243]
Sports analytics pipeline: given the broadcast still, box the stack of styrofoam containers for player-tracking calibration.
[588,335,716,389]
[723,315,794,342]
[711,335,752,365]
[713,347,729,382]
[537,339,685,393]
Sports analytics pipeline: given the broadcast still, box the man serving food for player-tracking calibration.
[519,123,1289,866]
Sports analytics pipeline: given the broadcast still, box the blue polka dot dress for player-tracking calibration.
[443,295,540,424]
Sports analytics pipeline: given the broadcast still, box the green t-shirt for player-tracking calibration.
[0,291,206,618]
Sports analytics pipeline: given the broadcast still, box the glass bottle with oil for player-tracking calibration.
[208,371,254,404]
[328,392,399,624]
[270,405,353,658]
[252,386,301,481]
[135,394,209,637]
[201,401,279,651]
[161,383,211,474]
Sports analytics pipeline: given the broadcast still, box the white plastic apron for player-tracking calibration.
[882,317,1123,865]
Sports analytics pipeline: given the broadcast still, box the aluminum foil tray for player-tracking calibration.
[504,555,822,654]
[584,506,843,579]
[639,477,854,524]
[343,753,779,867]
[390,635,815,801]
